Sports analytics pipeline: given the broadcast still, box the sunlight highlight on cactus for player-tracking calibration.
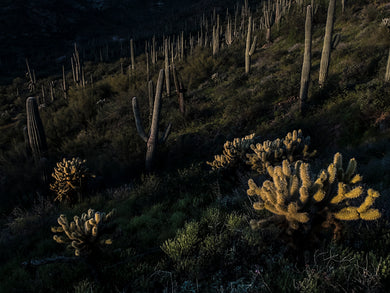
[50,157,95,202]
[246,129,316,174]
[52,208,115,256]
[207,133,255,170]
[248,153,381,237]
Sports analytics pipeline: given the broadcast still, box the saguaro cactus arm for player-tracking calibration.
[160,123,172,144]
[132,97,148,143]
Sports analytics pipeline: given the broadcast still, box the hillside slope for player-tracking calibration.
[1,0,390,291]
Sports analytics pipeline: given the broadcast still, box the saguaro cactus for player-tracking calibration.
[130,38,135,71]
[61,66,68,100]
[212,16,220,56]
[319,0,336,88]
[299,5,312,113]
[26,58,36,92]
[26,97,47,162]
[172,64,185,115]
[245,16,257,74]
[148,80,154,125]
[132,70,172,171]
[385,48,390,82]
[164,39,171,96]
[263,1,274,43]
[225,16,233,45]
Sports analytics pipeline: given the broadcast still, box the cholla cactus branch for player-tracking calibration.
[52,208,115,257]
[207,133,255,170]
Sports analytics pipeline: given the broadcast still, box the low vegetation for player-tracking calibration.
[1,0,390,291]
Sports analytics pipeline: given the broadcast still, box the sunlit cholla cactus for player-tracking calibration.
[207,133,255,170]
[246,129,316,174]
[52,208,115,256]
[247,153,381,237]
[50,157,95,202]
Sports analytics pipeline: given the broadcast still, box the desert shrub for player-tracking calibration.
[161,208,262,282]
[295,245,390,292]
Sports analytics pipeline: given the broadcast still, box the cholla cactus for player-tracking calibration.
[207,133,255,170]
[248,153,381,238]
[52,208,115,256]
[50,158,95,202]
[246,129,316,174]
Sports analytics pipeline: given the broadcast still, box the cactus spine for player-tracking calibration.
[299,5,312,113]
[319,0,336,88]
[385,48,390,82]
[245,16,257,74]
[26,97,47,162]
[132,70,172,171]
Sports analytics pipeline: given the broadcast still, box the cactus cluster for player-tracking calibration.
[207,133,255,170]
[50,158,95,202]
[248,153,381,237]
[52,208,115,256]
[246,129,316,174]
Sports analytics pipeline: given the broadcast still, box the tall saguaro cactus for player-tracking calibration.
[132,70,172,172]
[245,16,257,74]
[164,39,171,96]
[26,97,49,184]
[26,97,47,161]
[263,1,273,43]
[319,0,336,88]
[130,39,135,71]
[172,64,185,115]
[299,5,312,113]
[385,48,390,82]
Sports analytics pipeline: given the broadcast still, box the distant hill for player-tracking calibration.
[0,0,237,84]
